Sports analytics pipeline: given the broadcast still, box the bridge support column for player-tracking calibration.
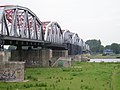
[10,49,52,67]
[41,49,52,67]
[0,35,4,51]
[0,62,25,82]
[51,50,69,67]
[52,50,68,58]
[0,51,25,82]
[0,51,11,62]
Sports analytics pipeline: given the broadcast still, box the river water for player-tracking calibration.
[90,59,120,62]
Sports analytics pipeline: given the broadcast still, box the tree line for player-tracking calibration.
[86,39,120,54]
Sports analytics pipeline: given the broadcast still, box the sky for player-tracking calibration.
[1,0,120,46]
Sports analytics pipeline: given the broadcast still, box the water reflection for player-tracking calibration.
[90,59,120,62]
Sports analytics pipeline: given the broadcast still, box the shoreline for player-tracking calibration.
[90,54,120,59]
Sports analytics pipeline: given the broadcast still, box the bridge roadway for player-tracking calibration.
[0,35,67,50]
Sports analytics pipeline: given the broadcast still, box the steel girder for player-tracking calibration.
[0,5,44,40]
[43,21,63,44]
[62,30,73,44]
[0,5,90,51]
[63,30,82,46]
[62,30,90,53]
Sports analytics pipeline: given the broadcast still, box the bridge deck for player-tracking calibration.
[0,35,44,46]
[44,42,67,50]
[0,35,67,50]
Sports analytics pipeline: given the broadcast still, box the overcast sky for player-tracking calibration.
[1,0,120,46]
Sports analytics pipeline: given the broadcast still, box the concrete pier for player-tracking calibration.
[52,50,68,58]
[10,49,53,67]
[10,49,68,67]
[0,62,25,82]
[0,51,11,62]
[0,51,25,82]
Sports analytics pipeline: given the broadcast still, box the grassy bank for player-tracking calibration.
[91,54,120,59]
[0,62,120,90]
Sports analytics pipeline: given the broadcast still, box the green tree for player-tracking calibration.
[111,43,120,54]
[99,45,104,53]
[8,45,16,51]
[86,39,104,53]
[105,45,111,49]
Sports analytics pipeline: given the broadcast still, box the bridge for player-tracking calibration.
[0,5,90,67]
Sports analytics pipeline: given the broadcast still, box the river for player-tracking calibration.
[90,59,120,62]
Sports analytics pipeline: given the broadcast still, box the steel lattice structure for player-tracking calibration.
[0,5,43,39]
[0,5,44,50]
[0,5,90,54]
[42,21,63,44]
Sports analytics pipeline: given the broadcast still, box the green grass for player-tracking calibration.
[0,62,120,90]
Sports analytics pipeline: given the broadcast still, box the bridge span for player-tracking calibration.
[0,5,90,67]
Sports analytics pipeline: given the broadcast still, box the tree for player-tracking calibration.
[99,45,104,53]
[105,45,111,49]
[111,43,120,54]
[8,45,16,51]
[86,39,120,54]
[86,39,104,53]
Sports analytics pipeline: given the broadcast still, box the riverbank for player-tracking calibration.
[91,54,120,59]
[90,59,120,62]
[0,62,120,90]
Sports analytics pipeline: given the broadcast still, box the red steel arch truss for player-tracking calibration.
[0,5,44,40]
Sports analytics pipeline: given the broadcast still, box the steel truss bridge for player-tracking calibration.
[0,5,90,55]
